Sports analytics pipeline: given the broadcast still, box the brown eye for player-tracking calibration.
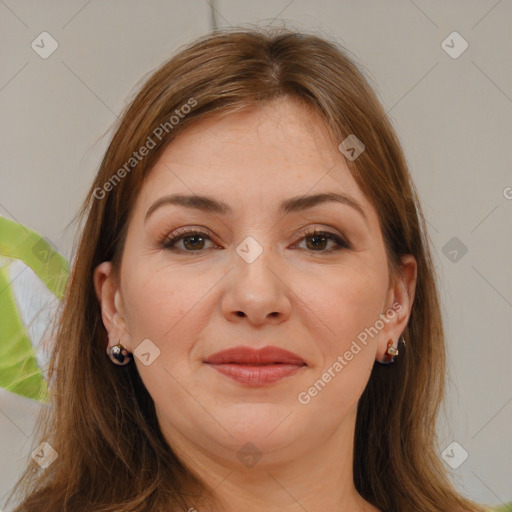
[162,230,214,252]
[296,229,351,253]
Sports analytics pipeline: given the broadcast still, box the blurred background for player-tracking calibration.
[0,0,511,509]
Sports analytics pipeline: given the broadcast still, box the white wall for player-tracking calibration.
[1,0,511,509]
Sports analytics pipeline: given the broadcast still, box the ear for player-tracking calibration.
[375,254,417,363]
[93,261,131,353]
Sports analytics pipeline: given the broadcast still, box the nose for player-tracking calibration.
[221,239,292,325]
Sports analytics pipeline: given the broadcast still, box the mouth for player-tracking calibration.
[204,345,307,386]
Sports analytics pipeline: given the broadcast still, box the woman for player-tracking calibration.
[7,26,490,512]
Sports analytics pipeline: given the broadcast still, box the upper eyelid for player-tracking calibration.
[164,226,344,241]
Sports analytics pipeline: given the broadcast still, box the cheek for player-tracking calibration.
[121,262,207,351]
[120,267,211,402]
[295,261,387,407]
[333,273,386,344]
[299,259,388,348]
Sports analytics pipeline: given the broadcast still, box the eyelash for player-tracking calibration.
[160,227,351,254]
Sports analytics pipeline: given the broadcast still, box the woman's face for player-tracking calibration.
[95,97,415,469]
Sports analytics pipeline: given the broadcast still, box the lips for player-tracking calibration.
[204,346,307,386]
[204,346,306,366]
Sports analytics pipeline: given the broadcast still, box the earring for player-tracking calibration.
[379,336,405,365]
[107,340,132,366]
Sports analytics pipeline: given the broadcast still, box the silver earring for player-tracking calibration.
[107,341,132,366]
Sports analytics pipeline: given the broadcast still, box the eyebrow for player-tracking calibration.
[144,192,369,227]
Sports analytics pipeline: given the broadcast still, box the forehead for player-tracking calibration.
[134,97,371,219]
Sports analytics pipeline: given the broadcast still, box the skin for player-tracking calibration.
[94,96,417,512]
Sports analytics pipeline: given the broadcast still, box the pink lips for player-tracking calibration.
[204,346,307,386]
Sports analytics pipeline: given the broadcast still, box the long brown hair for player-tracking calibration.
[7,26,488,512]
